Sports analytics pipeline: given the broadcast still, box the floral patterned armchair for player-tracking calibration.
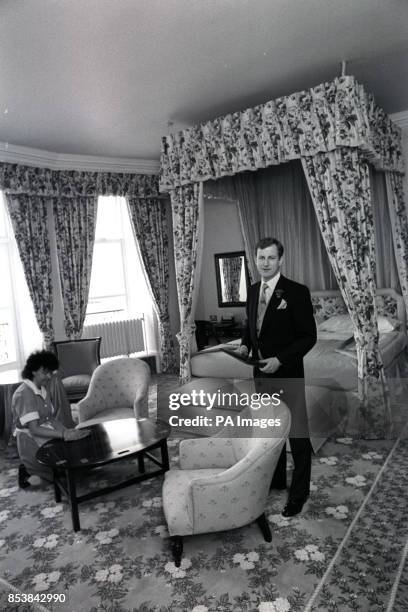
[162,402,291,566]
[76,357,150,426]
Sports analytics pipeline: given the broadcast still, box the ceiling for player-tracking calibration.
[1,0,408,161]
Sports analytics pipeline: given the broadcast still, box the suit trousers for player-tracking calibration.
[271,438,312,501]
[254,370,312,502]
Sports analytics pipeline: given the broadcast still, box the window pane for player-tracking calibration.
[0,309,17,364]
[88,242,126,299]
[95,197,123,240]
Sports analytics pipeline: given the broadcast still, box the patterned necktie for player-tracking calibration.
[257,283,269,335]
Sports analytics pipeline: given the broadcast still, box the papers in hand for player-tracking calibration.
[196,345,262,366]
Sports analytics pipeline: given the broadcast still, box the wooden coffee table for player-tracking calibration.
[36,418,171,531]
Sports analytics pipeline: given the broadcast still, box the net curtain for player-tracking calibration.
[160,75,407,437]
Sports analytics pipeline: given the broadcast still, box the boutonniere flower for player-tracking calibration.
[277,298,287,310]
[275,289,284,300]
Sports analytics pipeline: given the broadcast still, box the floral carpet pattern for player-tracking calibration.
[0,430,403,612]
[1,377,407,611]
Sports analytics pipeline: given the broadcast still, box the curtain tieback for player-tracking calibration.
[176,323,196,351]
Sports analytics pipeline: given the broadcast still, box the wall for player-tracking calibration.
[195,198,247,323]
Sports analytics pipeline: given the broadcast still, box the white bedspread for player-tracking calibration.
[304,331,407,390]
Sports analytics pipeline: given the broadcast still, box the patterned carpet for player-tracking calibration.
[0,378,407,611]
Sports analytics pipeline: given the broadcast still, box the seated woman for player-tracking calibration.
[12,350,89,488]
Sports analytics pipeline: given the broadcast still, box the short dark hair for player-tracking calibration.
[255,237,284,258]
[22,350,59,380]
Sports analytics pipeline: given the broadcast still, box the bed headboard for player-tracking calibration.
[311,288,406,330]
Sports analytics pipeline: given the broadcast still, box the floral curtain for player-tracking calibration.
[222,256,242,302]
[160,76,404,191]
[1,164,57,347]
[99,172,161,199]
[170,182,202,383]
[301,148,390,437]
[384,171,408,315]
[53,171,99,339]
[127,196,177,373]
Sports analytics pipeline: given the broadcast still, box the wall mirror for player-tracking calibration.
[214,251,249,307]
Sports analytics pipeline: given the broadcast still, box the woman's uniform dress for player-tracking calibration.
[12,380,60,480]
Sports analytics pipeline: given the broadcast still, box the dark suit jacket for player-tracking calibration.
[242,275,317,436]
[242,274,317,378]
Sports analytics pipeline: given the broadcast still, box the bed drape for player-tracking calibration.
[170,183,203,383]
[385,171,408,316]
[301,148,390,436]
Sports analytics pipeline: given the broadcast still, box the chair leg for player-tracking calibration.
[170,536,183,567]
[18,464,31,489]
[256,513,272,542]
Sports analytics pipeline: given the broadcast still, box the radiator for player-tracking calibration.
[82,318,145,358]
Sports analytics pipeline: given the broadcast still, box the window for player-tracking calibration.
[85,196,154,329]
[0,193,42,382]
[86,197,128,321]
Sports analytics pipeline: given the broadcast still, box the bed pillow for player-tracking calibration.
[378,316,400,332]
[318,314,399,334]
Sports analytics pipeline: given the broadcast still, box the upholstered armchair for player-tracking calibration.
[162,402,291,566]
[76,357,151,427]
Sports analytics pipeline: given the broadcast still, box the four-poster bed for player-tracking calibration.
[160,75,408,437]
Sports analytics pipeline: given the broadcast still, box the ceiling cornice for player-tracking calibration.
[0,142,160,174]
[391,110,408,130]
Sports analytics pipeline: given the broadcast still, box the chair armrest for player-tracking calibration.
[179,437,235,469]
[76,395,103,423]
[133,379,149,418]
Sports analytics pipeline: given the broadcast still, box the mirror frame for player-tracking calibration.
[214,250,250,308]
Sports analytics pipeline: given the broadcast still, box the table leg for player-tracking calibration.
[53,468,61,503]
[66,469,80,532]
[161,440,170,472]
[137,453,145,474]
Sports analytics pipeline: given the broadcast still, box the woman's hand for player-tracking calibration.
[63,428,91,442]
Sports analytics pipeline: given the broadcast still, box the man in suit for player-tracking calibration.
[239,237,317,516]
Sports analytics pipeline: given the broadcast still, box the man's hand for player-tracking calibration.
[236,345,249,357]
[63,428,91,442]
[259,357,281,374]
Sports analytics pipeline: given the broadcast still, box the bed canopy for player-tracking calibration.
[159,75,407,437]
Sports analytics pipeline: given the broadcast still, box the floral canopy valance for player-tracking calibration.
[159,76,404,191]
